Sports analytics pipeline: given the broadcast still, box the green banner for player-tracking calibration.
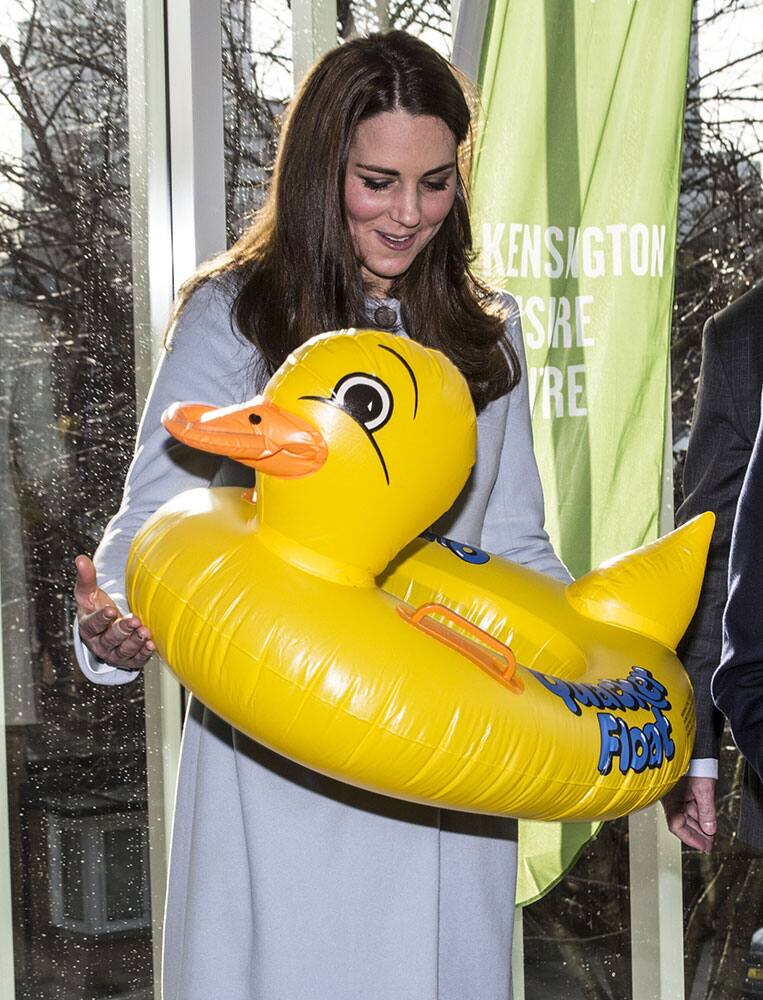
[471,0,693,904]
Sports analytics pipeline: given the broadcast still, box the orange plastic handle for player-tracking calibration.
[398,602,523,693]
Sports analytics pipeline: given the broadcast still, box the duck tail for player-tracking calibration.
[565,512,715,650]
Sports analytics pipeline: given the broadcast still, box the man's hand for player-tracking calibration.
[662,775,717,852]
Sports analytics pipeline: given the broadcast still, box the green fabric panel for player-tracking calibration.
[516,819,602,907]
[473,0,693,905]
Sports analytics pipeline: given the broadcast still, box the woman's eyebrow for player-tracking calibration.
[422,161,456,176]
[355,161,456,177]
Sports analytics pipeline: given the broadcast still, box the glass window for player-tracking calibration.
[222,0,292,241]
[0,0,152,995]
[523,821,632,998]
[341,0,451,54]
[682,743,763,998]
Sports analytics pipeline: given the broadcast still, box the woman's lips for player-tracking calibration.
[376,230,417,251]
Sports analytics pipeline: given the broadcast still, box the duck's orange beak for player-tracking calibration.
[162,398,328,478]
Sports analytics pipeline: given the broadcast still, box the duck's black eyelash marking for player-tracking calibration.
[299,390,391,486]
[379,345,418,418]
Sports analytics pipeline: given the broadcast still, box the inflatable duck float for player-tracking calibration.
[126,329,713,822]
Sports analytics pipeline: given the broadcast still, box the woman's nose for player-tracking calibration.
[390,186,421,228]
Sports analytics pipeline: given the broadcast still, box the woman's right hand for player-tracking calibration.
[74,555,155,671]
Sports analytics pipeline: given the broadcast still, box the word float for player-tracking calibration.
[530,666,676,776]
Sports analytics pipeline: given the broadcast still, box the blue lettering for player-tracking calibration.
[532,664,676,780]
[616,679,652,711]
[419,530,490,565]
[644,722,663,768]
[597,706,675,776]
[652,708,675,762]
[618,717,631,772]
[597,713,621,774]
[597,684,621,710]
[630,667,671,711]
[600,679,636,711]
[530,671,581,715]
[443,538,490,565]
[570,682,603,710]
[628,727,649,774]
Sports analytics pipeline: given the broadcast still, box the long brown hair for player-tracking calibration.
[175,31,519,412]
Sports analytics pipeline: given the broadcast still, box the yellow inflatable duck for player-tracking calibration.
[126,329,712,822]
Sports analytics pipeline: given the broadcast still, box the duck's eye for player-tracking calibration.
[332,373,393,432]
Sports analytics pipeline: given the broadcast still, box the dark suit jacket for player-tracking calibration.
[713,407,763,811]
[676,281,763,847]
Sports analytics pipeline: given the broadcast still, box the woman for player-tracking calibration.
[74,30,568,1000]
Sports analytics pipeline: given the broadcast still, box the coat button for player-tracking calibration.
[373,305,398,329]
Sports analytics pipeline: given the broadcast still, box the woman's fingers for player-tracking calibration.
[74,554,101,612]
[78,604,118,641]
[114,642,155,672]
[111,623,154,664]
[109,629,155,671]
[101,619,154,657]
[79,609,155,669]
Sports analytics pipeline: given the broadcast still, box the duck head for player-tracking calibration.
[163,329,477,582]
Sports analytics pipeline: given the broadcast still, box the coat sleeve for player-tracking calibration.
[712,398,763,782]
[676,316,752,759]
[480,294,571,584]
[74,280,258,684]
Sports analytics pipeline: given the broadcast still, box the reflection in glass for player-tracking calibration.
[105,826,149,925]
[0,0,152,995]
[60,830,85,925]
[683,741,763,999]
[223,0,293,241]
[524,820,632,999]
[341,0,451,54]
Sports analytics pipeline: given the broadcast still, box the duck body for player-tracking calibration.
[128,483,706,822]
[126,329,711,822]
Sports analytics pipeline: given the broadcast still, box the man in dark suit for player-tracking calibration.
[712,404,763,789]
[661,280,763,852]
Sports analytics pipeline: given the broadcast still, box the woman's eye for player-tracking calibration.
[332,373,393,432]
[423,179,449,191]
[361,177,392,192]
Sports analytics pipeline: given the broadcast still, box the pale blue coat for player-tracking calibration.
[75,280,569,1000]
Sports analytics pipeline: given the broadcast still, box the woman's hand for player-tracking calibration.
[74,555,155,671]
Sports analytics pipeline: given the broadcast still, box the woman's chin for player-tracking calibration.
[360,262,410,296]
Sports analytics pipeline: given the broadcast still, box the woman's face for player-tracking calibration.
[344,109,458,295]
